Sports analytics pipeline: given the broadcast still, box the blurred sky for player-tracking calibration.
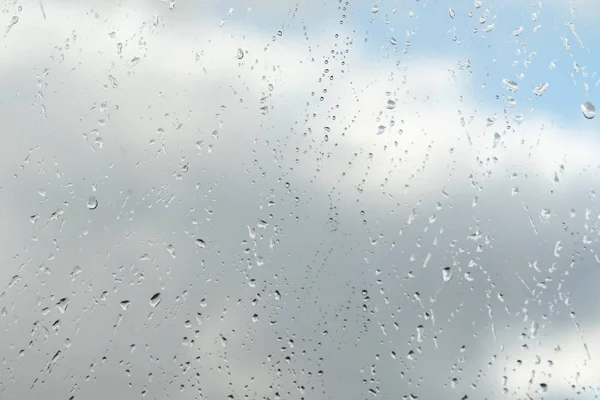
[1,0,600,399]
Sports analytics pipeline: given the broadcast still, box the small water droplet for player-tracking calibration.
[442,267,453,282]
[167,245,176,259]
[86,196,98,210]
[5,16,19,33]
[530,321,539,337]
[386,99,396,109]
[390,37,397,45]
[449,8,455,19]
[8,275,21,288]
[533,82,549,97]
[56,297,70,313]
[237,48,244,60]
[416,324,424,341]
[371,5,379,13]
[502,79,520,93]
[492,132,501,147]
[120,300,131,310]
[581,101,596,119]
[149,292,162,307]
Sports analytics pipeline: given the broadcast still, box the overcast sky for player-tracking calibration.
[1,0,599,399]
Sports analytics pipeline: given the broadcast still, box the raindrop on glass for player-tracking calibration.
[149,292,162,307]
[86,196,98,210]
[581,101,596,119]
[533,82,549,97]
[502,79,519,93]
[442,267,453,282]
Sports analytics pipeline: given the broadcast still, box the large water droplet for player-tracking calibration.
[149,292,162,307]
[581,101,596,119]
[86,196,98,210]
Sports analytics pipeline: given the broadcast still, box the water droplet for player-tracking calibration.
[371,5,379,13]
[390,37,397,45]
[449,8,455,19]
[70,266,82,281]
[56,297,70,313]
[5,16,19,34]
[442,267,453,282]
[237,48,244,60]
[502,79,519,93]
[386,99,396,109]
[167,245,176,258]
[533,82,549,97]
[581,101,596,119]
[120,300,131,310]
[195,238,206,248]
[492,132,501,147]
[108,75,118,88]
[484,23,495,32]
[416,324,424,342]
[8,275,21,288]
[149,292,162,307]
[86,196,98,210]
[530,321,539,337]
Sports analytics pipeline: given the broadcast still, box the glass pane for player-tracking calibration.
[1,0,598,399]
